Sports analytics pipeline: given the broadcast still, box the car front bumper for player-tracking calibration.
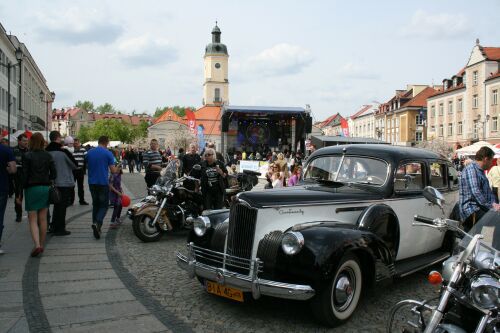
[176,242,315,301]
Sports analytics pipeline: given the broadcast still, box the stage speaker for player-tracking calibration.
[221,114,229,132]
[305,115,312,133]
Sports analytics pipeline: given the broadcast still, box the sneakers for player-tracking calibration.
[109,222,119,229]
[92,224,101,239]
[54,230,71,236]
[15,215,22,223]
[80,201,89,205]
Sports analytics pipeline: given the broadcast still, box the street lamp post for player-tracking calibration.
[40,91,56,141]
[0,47,24,146]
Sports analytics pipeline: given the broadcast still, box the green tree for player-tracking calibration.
[75,100,94,111]
[77,125,94,143]
[96,103,116,114]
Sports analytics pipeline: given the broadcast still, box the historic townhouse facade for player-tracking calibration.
[377,85,436,146]
[319,113,345,136]
[427,41,500,145]
[1,23,52,134]
[348,104,377,139]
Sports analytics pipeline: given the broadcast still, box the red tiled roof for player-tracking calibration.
[486,71,500,81]
[482,47,500,61]
[319,113,342,128]
[194,106,222,135]
[428,84,465,98]
[350,105,372,120]
[154,109,186,124]
[92,113,151,124]
[402,87,438,107]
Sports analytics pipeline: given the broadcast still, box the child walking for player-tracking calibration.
[109,165,123,229]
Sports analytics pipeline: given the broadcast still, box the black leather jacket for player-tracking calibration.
[22,150,57,188]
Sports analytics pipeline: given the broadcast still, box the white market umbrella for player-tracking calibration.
[456,141,495,156]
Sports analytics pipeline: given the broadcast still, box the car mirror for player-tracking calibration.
[423,186,445,208]
[193,164,201,171]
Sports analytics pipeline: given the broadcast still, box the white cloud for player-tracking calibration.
[234,43,313,79]
[338,62,380,80]
[115,34,177,68]
[35,7,123,45]
[401,10,471,39]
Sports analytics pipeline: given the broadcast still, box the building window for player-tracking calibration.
[431,125,435,133]
[473,95,478,108]
[439,103,444,116]
[431,105,435,118]
[447,101,453,114]
[473,71,478,85]
[415,132,423,142]
[458,122,463,135]
[416,114,423,125]
[458,99,463,112]
[439,125,444,137]
[447,123,453,136]
[493,90,498,105]
[493,117,498,132]
[214,88,220,102]
[473,120,479,138]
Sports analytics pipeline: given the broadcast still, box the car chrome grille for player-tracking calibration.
[226,203,258,262]
[190,244,262,275]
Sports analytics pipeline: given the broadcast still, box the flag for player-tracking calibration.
[185,109,196,134]
[340,118,350,137]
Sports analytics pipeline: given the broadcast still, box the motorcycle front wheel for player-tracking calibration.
[387,300,433,333]
[132,214,162,242]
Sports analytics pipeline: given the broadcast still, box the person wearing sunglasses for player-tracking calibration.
[200,148,227,209]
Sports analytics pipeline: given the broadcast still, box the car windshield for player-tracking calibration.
[303,155,388,186]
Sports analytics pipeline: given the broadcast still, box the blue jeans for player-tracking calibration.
[0,192,8,242]
[89,185,109,226]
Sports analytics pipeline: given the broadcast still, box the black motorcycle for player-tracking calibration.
[129,161,203,242]
[387,186,500,333]
[224,169,260,207]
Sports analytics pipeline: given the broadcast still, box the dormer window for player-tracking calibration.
[444,81,448,90]
[473,71,478,86]
[453,78,457,87]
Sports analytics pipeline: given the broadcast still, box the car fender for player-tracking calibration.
[271,224,394,287]
[356,204,400,258]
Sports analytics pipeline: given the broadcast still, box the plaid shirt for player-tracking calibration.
[459,161,496,220]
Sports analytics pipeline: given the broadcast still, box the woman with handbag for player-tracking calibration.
[22,133,57,257]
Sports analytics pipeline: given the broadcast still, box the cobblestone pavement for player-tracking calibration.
[118,173,442,333]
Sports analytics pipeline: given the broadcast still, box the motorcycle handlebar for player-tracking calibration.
[413,215,435,225]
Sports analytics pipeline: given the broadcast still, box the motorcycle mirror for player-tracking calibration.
[193,164,201,171]
[423,186,445,208]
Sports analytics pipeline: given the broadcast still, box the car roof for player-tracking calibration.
[309,144,446,162]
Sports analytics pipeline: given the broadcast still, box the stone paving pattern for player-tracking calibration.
[0,172,442,332]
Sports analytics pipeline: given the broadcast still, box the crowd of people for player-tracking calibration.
[0,132,122,256]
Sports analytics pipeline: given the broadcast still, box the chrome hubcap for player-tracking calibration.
[333,268,355,311]
[140,217,158,235]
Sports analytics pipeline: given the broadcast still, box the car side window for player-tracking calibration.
[394,162,424,192]
[430,162,448,189]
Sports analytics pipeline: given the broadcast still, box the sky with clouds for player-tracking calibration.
[1,0,499,122]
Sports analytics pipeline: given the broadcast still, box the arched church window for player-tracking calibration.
[214,88,220,102]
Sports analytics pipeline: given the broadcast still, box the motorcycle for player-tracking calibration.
[387,186,500,333]
[224,169,260,207]
[129,161,203,242]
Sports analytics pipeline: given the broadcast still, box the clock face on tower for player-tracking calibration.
[215,63,221,69]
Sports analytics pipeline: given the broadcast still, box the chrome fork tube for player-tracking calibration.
[474,314,491,333]
[150,197,167,227]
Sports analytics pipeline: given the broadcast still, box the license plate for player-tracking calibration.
[206,281,244,302]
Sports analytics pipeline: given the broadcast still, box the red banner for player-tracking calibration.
[340,118,349,137]
[185,110,196,134]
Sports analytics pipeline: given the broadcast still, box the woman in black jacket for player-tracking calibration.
[22,133,57,257]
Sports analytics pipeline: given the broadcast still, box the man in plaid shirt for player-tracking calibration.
[459,146,499,230]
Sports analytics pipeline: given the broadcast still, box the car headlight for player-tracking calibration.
[281,231,304,255]
[193,216,211,237]
[470,275,500,310]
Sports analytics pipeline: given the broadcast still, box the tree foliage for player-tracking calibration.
[154,105,195,118]
[77,119,149,144]
[75,100,94,111]
[96,103,117,114]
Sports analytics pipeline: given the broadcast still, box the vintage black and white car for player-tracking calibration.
[176,144,459,326]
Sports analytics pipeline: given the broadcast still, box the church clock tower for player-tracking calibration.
[203,23,229,106]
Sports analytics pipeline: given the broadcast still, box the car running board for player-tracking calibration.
[394,250,450,278]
